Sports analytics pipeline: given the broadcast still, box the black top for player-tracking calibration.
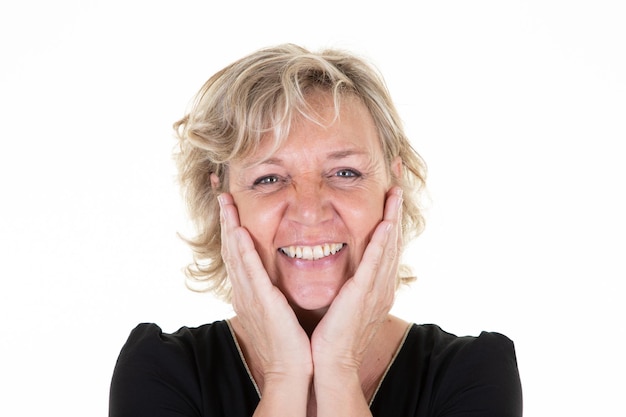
[109,321,522,416]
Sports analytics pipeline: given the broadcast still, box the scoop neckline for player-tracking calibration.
[224,318,413,406]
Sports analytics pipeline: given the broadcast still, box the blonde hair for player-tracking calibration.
[173,44,427,301]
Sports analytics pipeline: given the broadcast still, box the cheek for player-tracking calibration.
[338,192,385,242]
[234,196,283,251]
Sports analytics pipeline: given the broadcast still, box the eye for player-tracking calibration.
[335,169,361,178]
[253,175,281,186]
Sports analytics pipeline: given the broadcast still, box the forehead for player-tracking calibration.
[236,93,383,168]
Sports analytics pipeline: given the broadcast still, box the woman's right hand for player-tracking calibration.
[218,193,313,391]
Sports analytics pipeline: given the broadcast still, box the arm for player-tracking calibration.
[219,193,312,417]
[312,187,404,417]
[220,186,404,416]
[251,376,311,417]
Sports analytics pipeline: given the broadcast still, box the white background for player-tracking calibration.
[1,1,624,415]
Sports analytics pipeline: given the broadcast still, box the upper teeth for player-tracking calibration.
[279,243,345,260]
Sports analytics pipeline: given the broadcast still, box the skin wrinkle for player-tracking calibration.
[235,154,383,200]
[228,93,394,318]
[174,45,428,303]
[163,46,437,416]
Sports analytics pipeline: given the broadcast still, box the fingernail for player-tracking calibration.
[217,195,226,223]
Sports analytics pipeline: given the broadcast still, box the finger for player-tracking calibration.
[234,227,275,290]
[218,192,239,231]
[354,186,402,281]
[218,193,277,308]
[352,220,393,288]
[382,185,403,271]
[218,194,258,302]
[218,193,241,275]
[218,193,239,274]
[351,208,402,315]
[383,186,403,223]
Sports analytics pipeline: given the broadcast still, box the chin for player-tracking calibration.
[285,283,340,313]
[272,251,353,315]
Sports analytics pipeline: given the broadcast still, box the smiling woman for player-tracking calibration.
[174,44,427,303]
[108,44,522,417]
[225,93,400,319]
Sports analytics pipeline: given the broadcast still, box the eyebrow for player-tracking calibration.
[247,149,369,168]
[326,149,369,160]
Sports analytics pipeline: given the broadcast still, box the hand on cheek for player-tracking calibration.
[311,186,403,371]
[218,193,312,379]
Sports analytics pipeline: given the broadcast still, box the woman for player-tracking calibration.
[109,44,522,416]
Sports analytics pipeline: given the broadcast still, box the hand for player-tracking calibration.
[310,186,403,373]
[218,193,312,381]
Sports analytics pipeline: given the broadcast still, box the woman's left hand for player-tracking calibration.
[310,186,403,409]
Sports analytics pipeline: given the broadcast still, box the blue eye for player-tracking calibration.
[253,175,280,185]
[335,169,360,178]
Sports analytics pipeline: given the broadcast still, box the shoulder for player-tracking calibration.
[408,324,518,368]
[388,324,523,416]
[115,321,230,362]
[112,320,236,381]
[109,321,233,417]
[420,324,522,416]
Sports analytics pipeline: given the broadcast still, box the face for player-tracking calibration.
[228,93,400,316]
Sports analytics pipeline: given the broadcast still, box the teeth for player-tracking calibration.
[280,243,345,260]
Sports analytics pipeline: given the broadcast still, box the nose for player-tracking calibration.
[285,177,333,226]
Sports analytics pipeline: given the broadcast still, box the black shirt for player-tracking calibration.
[109,321,522,416]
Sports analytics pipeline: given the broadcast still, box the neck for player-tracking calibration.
[291,305,328,337]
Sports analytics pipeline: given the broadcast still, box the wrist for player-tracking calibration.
[312,348,361,378]
[313,368,370,417]
[263,368,312,387]
[256,373,311,416]
[314,363,360,390]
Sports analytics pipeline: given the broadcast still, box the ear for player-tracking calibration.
[210,173,221,190]
[390,156,403,183]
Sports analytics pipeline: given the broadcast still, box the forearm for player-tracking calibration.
[314,368,372,417]
[253,375,311,417]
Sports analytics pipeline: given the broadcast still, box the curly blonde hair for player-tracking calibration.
[173,44,427,302]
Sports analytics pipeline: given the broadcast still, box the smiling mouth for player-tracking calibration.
[279,243,345,261]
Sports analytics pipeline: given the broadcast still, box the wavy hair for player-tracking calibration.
[173,44,427,301]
